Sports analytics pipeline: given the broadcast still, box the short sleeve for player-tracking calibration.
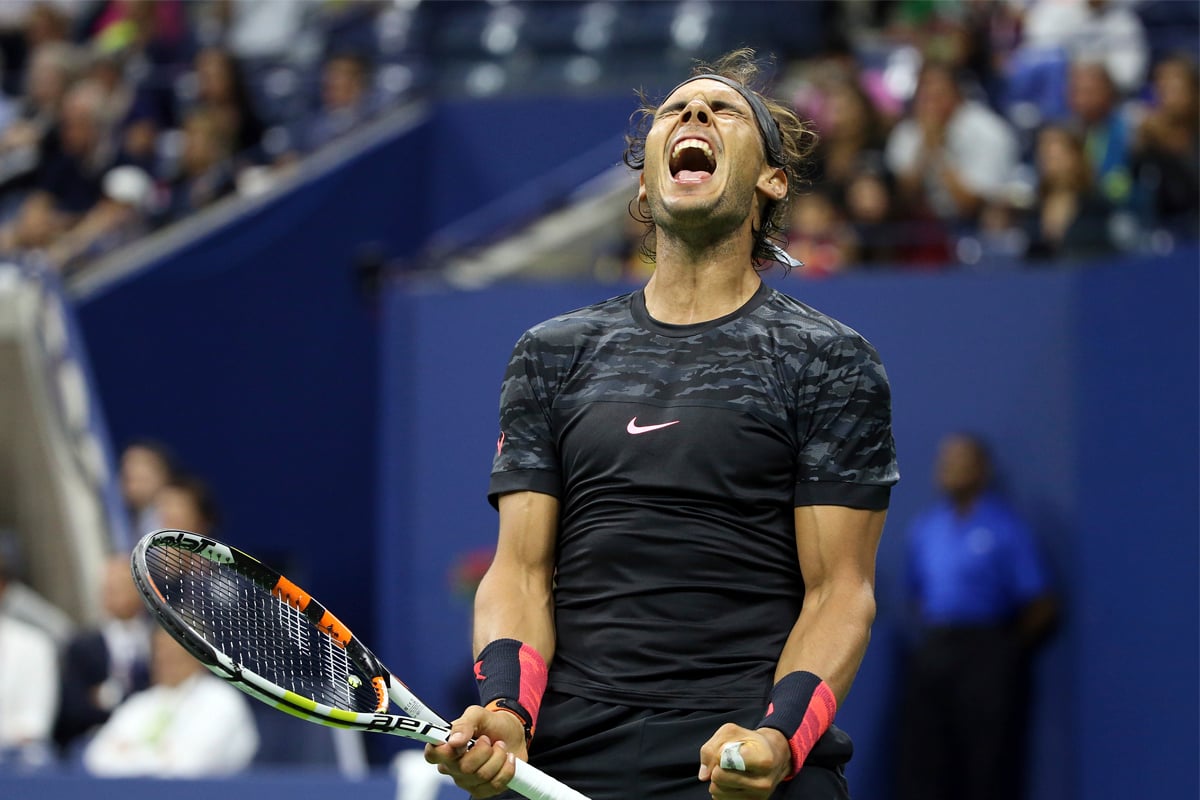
[794,334,900,509]
[488,331,562,507]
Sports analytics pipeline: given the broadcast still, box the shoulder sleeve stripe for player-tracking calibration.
[488,470,562,509]
[794,481,891,511]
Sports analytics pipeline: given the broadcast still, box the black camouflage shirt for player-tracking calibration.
[489,281,899,708]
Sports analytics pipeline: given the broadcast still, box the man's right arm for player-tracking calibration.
[424,490,559,798]
[473,490,559,659]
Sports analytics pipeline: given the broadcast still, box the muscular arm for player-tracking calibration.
[426,490,559,798]
[472,491,559,661]
[778,505,887,700]
[701,504,887,799]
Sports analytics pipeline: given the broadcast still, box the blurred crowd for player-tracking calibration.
[0,0,397,276]
[0,1,1191,281]
[0,438,258,776]
[772,0,1199,278]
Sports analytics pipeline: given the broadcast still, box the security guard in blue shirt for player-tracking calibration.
[897,433,1058,800]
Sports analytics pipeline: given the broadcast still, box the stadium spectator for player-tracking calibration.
[119,440,176,537]
[885,60,1019,232]
[185,45,265,166]
[30,75,112,211]
[54,552,154,754]
[1020,0,1148,95]
[0,41,80,188]
[806,77,890,205]
[841,162,904,266]
[44,162,154,272]
[0,551,59,768]
[1025,124,1116,263]
[83,0,194,74]
[162,107,235,223]
[896,433,1058,800]
[1064,58,1136,210]
[154,473,219,536]
[1131,54,1199,239]
[82,625,258,777]
[200,0,307,62]
[783,188,858,278]
[297,50,376,155]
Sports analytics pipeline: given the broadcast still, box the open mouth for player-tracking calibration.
[669,138,716,183]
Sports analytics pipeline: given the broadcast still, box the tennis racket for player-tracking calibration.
[131,528,590,800]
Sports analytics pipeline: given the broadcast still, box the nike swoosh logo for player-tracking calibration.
[627,417,681,435]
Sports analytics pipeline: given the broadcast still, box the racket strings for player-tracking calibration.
[143,545,381,713]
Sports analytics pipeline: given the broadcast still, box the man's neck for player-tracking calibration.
[643,235,761,325]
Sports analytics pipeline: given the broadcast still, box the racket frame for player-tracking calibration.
[131,529,590,800]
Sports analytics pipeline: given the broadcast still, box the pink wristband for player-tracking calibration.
[474,638,548,740]
[754,671,838,779]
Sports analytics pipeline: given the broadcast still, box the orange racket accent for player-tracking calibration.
[272,577,312,610]
[318,610,352,647]
[370,677,388,713]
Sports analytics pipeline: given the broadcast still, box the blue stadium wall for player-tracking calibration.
[72,96,1196,799]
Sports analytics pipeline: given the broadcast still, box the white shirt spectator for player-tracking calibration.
[886,99,1020,220]
[1021,0,1149,93]
[83,671,259,777]
[0,614,59,750]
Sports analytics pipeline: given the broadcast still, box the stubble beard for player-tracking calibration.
[647,179,758,256]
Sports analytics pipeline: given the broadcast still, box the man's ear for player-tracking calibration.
[637,172,647,204]
[759,166,787,200]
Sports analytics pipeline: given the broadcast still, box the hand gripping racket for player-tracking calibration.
[131,529,590,800]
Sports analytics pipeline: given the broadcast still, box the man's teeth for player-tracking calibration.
[672,139,713,161]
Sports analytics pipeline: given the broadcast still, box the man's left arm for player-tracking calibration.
[699,505,886,799]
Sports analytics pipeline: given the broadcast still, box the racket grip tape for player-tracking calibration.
[510,758,593,800]
[754,670,837,779]
[475,638,548,741]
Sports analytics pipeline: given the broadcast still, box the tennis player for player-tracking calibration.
[426,48,899,800]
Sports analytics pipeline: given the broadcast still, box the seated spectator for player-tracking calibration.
[1064,58,1136,209]
[1026,124,1116,263]
[885,60,1019,231]
[843,160,952,268]
[84,0,193,74]
[0,78,115,258]
[0,41,80,186]
[119,440,177,537]
[807,76,890,200]
[0,552,59,768]
[154,473,219,536]
[0,189,65,253]
[784,189,858,278]
[162,107,235,224]
[82,626,258,777]
[186,45,265,166]
[1020,0,1148,96]
[54,553,154,754]
[298,50,377,155]
[200,0,306,62]
[32,77,113,215]
[1131,54,1199,239]
[44,163,155,273]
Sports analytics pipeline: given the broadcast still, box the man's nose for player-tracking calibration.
[680,100,711,125]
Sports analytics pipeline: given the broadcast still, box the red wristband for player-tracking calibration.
[474,638,548,741]
[754,671,838,779]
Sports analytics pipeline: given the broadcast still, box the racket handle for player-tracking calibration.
[510,758,592,800]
